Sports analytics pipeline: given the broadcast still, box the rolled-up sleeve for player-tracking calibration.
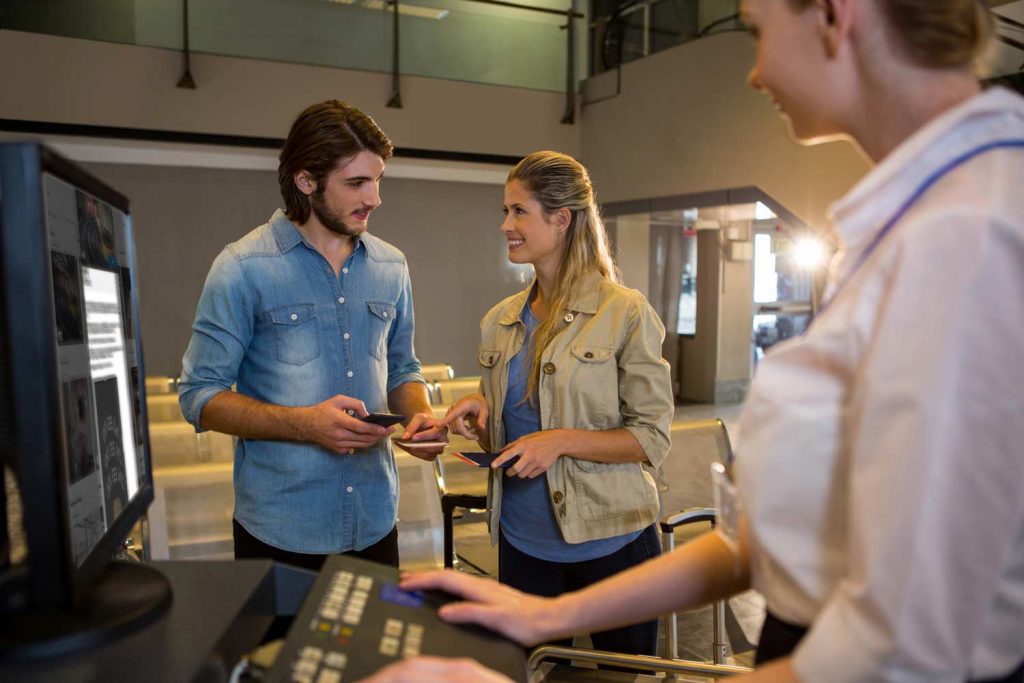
[384,263,424,393]
[178,247,255,431]
[794,211,1024,682]
[618,296,674,468]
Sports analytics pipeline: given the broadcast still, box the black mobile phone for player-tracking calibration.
[361,412,404,427]
[451,452,520,468]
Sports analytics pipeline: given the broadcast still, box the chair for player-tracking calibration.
[658,418,739,665]
[431,435,490,570]
[433,377,482,406]
[524,418,756,678]
[420,363,455,382]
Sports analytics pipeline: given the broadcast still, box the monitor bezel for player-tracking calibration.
[0,143,155,608]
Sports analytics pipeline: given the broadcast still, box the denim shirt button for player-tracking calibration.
[346,370,354,378]
[342,267,348,274]
[552,491,564,504]
[346,486,354,493]
[543,362,556,375]
[343,333,350,340]
[338,297,345,304]
[290,313,298,321]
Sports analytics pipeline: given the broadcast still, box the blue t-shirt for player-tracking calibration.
[500,303,640,562]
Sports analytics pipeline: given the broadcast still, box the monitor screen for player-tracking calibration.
[1,144,168,655]
[44,173,146,568]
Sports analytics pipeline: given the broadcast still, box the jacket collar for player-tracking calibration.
[496,271,605,326]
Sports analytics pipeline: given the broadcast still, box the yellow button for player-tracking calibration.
[543,362,556,375]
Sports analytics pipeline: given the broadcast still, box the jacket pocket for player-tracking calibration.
[270,303,320,366]
[566,344,615,426]
[570,344,614,363]
[478,348,502,368]
[571,460,650,521]
[367,301,396,360]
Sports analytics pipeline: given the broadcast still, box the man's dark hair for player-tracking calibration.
[278,100,394,224]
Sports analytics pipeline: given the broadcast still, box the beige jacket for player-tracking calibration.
[479,272,673,545]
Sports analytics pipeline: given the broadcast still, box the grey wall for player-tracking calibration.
[581,32,869,228]
[85,163,530,379]
[0,30,580,160]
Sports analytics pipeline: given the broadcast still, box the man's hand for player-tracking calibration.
[395,412,448,461]
[398,570,569,647]
[355,656,514,683]
[297,395,393,454]
[495,430,568,478]
[441,393,488,440]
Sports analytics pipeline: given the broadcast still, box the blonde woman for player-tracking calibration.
[441,151,674,657]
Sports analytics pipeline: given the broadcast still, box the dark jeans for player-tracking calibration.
[233,518,400,570]
[758,611,1024,683]
[234,519,400,643]
[499,524,661,657]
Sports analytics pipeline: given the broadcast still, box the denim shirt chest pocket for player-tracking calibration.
[268,303,320,365]
[367,301,396,360]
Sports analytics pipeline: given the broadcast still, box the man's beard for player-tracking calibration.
[310,190,364,237]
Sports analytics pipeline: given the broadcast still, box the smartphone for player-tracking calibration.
[451,451,520,468]
[361,412,404,427]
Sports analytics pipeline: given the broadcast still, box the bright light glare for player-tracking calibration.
[793,238,827,269]
[754,202,776,220]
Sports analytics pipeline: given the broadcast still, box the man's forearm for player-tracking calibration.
[200,390,310,442]
[387,381,433,423]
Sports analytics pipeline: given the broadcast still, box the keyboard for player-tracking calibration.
[266,555,528,682]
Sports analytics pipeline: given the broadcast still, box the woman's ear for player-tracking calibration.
[554,207,572,233]
[813,0,853,58]
[294,171,316,197]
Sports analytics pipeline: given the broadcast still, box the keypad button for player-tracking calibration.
[324,652,348,669]
[379,636,400,656]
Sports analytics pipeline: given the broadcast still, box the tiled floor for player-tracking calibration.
[451,401,762,677]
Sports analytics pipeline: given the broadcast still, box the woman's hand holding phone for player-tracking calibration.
[497,430,569,478]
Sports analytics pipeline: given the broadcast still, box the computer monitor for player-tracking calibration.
[0,143,170,660]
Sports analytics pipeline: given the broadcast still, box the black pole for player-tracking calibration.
[176,0,196,89]
[560,1,576,124]
[386,0,402,108]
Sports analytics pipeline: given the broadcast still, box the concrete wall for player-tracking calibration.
[0,30,580,160]
[581,32,869,228]
[83,162,526,379]
[613,214,651,297]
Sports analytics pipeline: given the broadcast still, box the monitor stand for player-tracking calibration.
[0,561,172,662]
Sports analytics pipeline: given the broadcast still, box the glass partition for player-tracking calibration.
[589,0,740,75]
[1,0,580,92]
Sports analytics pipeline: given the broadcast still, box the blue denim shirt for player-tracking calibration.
[178,210,424,553]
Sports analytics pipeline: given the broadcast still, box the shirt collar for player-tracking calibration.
[830,88,1024,251]
[496,270,606,325]
[270,208,365,255]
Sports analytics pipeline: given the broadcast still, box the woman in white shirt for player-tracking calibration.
[363,1,1024,682]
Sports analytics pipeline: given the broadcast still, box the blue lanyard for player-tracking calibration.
[814,139,1024,321]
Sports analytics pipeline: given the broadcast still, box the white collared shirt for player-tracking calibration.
[735,88,1024,682]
